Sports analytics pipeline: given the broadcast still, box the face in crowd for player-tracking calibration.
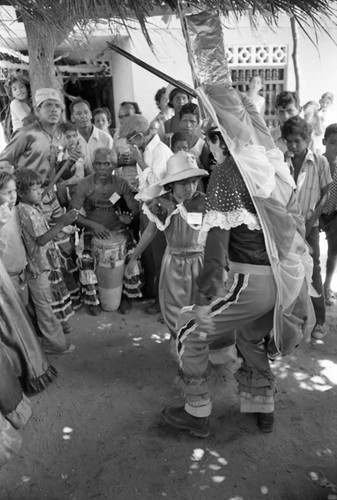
[36,99,63,126]
[276,102,299,126]
[118,104,136,126]
[71,102,92,129]
[93,150,115,181]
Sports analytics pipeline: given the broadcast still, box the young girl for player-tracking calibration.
[16,170,78,355]
[0,171,26,292]
[5,74,32,135]
[93,107,113,137]
[126,152,208,338]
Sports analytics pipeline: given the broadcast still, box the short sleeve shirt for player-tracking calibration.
[70,174,139,231]
[287,150,332,223]
[18,202,60,274]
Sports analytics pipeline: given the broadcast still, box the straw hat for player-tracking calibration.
[159,152,208,186]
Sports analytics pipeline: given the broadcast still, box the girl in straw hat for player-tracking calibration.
[125,151,208,338]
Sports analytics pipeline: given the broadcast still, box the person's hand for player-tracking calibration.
[92,223,111,239]
[59,209,79,226]
[0,202,12,227]
[195,305,215,339]
[68,149,82,163]
[125,258,137,277]
[119,213,133,225]
[305,220,314,238]
[129,144,143,164]
[118,151,131,166]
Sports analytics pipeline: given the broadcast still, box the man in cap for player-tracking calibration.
[70,98,113,170]
[119,114,172,313]
[0,88,66,184]
[119,114,172,192]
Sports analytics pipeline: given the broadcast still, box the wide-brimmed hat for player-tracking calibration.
[159,152,208,186]
[35,88,64,109]
[119,115,149,139]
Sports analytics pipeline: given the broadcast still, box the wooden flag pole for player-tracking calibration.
[107,42,196,98]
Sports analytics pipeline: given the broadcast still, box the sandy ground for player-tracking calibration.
[1,236,337,500]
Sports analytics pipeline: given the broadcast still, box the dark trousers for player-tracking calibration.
[140,213,166,301]
[306,226,325,325]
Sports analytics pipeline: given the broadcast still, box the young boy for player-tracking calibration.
[282,116,332,339]
[171,131,189,153]
[179,103,210,172]
[271,91,301,154]
[320,123,337,305]
[16,170,78,354]
[56,121,91,207]
[0,171,26,293]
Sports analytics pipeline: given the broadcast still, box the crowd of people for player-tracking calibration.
[0,69,336,461]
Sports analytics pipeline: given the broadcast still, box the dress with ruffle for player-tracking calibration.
[0,339,32,465]
[0,259,57,393]
[143,191,205,337]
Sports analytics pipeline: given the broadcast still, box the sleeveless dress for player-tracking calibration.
[143,191,205,337]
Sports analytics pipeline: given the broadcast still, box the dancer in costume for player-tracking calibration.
[162,107,315,436]
[0,258,57,392]
[126,152,208,337]
[0,339,31,465]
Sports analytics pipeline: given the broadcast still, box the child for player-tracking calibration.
[179,103,211,172]
[56,121,91,206]
[41,187,81,314]
[314,92,335,154]
[171,131,189,153]
[282,116,332,339]
[93,107,113,137]
[271,91,300,154]
[320,123,337,305]
[16,169,78,355]
[0,171,26,293]
[5,74,32,135]
[126,152,208,338]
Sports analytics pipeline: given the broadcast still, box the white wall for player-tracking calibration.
[109,13,337,124]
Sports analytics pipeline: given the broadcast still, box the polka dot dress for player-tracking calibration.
[205,156,256,215]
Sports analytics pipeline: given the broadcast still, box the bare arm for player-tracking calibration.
[306,185,330,236]
[74,213,111,239]
[36,210,78,246]
[125,221,158,272]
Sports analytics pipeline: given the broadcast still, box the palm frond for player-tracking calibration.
[1,0,336,42]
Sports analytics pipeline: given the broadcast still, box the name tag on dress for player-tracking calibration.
[187,212,202,225]
[109,192,121,205]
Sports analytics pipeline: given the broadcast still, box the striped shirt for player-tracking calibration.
[286,149,331,224]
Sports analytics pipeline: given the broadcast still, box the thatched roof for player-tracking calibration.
[1,0,336,42]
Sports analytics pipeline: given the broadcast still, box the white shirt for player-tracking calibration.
[137,134,173,201]
[78,125,113,168]
[10,99,31,132]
